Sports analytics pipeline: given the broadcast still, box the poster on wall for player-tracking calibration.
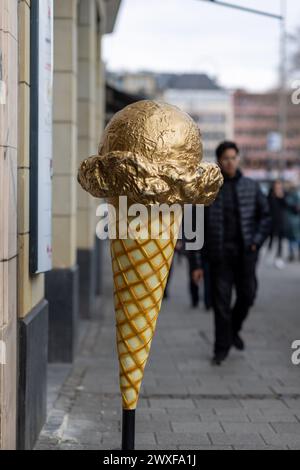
[30,0,53,274]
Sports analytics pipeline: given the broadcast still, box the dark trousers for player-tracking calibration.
[268,233,283,258]
[187,254,199,305]
[164,257,174,298]
[187,258,212,309]
[210,247,258,354]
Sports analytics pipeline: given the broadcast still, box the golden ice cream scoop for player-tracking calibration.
[78,99,223,205]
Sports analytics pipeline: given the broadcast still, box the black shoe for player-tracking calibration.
[191,300,199,309]
[211,350,229,366]
[232,334,245,351]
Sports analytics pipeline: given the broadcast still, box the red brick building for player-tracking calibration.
[234,90,300,181]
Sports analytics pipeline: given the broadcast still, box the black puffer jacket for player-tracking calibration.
[189,170,271,269]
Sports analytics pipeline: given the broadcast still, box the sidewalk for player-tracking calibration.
[36,243,300,450]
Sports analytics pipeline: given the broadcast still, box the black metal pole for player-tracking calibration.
[122,409,135,450]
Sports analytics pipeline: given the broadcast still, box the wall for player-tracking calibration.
[77,0,104,319]
[18,0,45,320]
[0,0,18,450]
[52,0,78,270]
[45,0,79,365]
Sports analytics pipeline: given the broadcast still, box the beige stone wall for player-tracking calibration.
[77,0,100,250]
[0,0,18,450]
[18,0,45,319]
[96,32,105,140]
[52,0,78,269]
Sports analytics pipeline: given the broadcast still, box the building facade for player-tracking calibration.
[163,87,233,162]
[0,0,122,450]
[234,90,300,181]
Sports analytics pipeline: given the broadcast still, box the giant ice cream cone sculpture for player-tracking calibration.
[78,100,223,412]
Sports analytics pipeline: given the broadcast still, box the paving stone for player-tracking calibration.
[239,399,290,412]
[165,409,202,421]
[149,398,196,409]
[135,420,172,432]
[201,413,250,423]
[270,422,300,435]
[247,411,298,423]
[155,432,210,446]
[61,429,103,446]
[221,422,274,434]
[193,398,243,411]
[261,431,300,447]
[284,399,300,410]
[178,445,232,450]
[233,445,288,450]
[209,433,265,447]
[171,421,223,433]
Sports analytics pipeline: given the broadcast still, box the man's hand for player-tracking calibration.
[176,241,183,251]
[192,269,204,284]
[251,244,257,252]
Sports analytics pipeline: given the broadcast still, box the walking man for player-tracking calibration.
[190,141,271,365]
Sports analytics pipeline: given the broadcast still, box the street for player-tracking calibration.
[36,242,300,450]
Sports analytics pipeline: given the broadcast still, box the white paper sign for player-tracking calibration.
[32,0,53,273]
[0,81,6,104]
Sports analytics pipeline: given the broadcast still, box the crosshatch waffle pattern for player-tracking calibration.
[110,208,182,410]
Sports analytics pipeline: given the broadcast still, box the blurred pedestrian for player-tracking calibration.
[185,206,211,310]
[190,141,271,365]
[175,240,185,265]
[163,241,183,299]
[285,184,300,262]
[267,180,286,269]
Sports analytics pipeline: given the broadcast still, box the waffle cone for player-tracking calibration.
[109,201,182,409]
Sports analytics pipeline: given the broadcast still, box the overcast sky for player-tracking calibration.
[103,0,300,92]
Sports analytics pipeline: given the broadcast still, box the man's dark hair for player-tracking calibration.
[216,141,239,160]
